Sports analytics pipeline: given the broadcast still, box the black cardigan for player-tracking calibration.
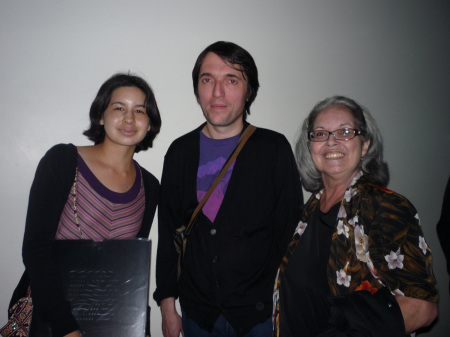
[11,144,159,337]
[154,123,303,336]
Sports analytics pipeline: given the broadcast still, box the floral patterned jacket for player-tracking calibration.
[273,171,438,336]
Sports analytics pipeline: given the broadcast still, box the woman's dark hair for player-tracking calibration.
[83,73,161,152]
[192,41,259,120]
[296,95,389,192]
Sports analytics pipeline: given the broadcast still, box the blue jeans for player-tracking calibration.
[181,309,272,337]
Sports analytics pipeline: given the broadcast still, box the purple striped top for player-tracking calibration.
[55,155,145,241]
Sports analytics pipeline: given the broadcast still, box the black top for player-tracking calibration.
[154,123,303,336]
[279,201,339,337]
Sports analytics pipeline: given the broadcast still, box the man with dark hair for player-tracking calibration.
[154,41,303,337]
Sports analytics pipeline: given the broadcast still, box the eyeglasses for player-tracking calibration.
[308,128,362,142]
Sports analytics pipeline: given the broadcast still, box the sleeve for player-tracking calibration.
[138,168,160,239]
[138,168,159,336]
[153,143,185,305]
[436,176,450,289]
[271,134,304,261]
[323,287,405,337]
[22,144,79,337]
[368,190,438,303]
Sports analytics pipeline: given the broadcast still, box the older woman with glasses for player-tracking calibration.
[272,96,438,337]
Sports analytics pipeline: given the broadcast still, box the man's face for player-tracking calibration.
[198,52,248,137]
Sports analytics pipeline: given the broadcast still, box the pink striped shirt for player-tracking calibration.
[56,155,145,241]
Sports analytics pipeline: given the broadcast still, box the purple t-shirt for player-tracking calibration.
[197,131,239,222]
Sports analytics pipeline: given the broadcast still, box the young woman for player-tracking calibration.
[10,73,162,337]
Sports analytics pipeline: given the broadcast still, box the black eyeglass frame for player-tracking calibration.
[308,128,363,142]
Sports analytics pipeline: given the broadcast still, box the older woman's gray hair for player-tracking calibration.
[296,96,389,192]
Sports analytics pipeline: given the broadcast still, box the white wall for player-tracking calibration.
[1,1,449,336]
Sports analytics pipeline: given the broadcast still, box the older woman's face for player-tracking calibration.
[310,105,370,185]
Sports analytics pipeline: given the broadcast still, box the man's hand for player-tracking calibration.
[161,297,184,337]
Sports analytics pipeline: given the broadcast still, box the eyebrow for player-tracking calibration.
[313,122,354,130]
[110,101,125,106]
[109,101,146,108]
[199,72,244,80]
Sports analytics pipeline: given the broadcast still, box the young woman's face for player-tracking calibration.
[100,86,150,148]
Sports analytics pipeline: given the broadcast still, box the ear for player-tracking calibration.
[147,124,151,132]
[362,139,370,158]
[100,119,104,126]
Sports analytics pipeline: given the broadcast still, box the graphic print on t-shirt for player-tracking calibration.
[197,157,235,222]
[197,131,239,223]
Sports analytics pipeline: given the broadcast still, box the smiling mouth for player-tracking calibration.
[120,128,137,135]
[325,153,344,159]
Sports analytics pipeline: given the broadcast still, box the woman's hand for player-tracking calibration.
[395,295,438,334]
